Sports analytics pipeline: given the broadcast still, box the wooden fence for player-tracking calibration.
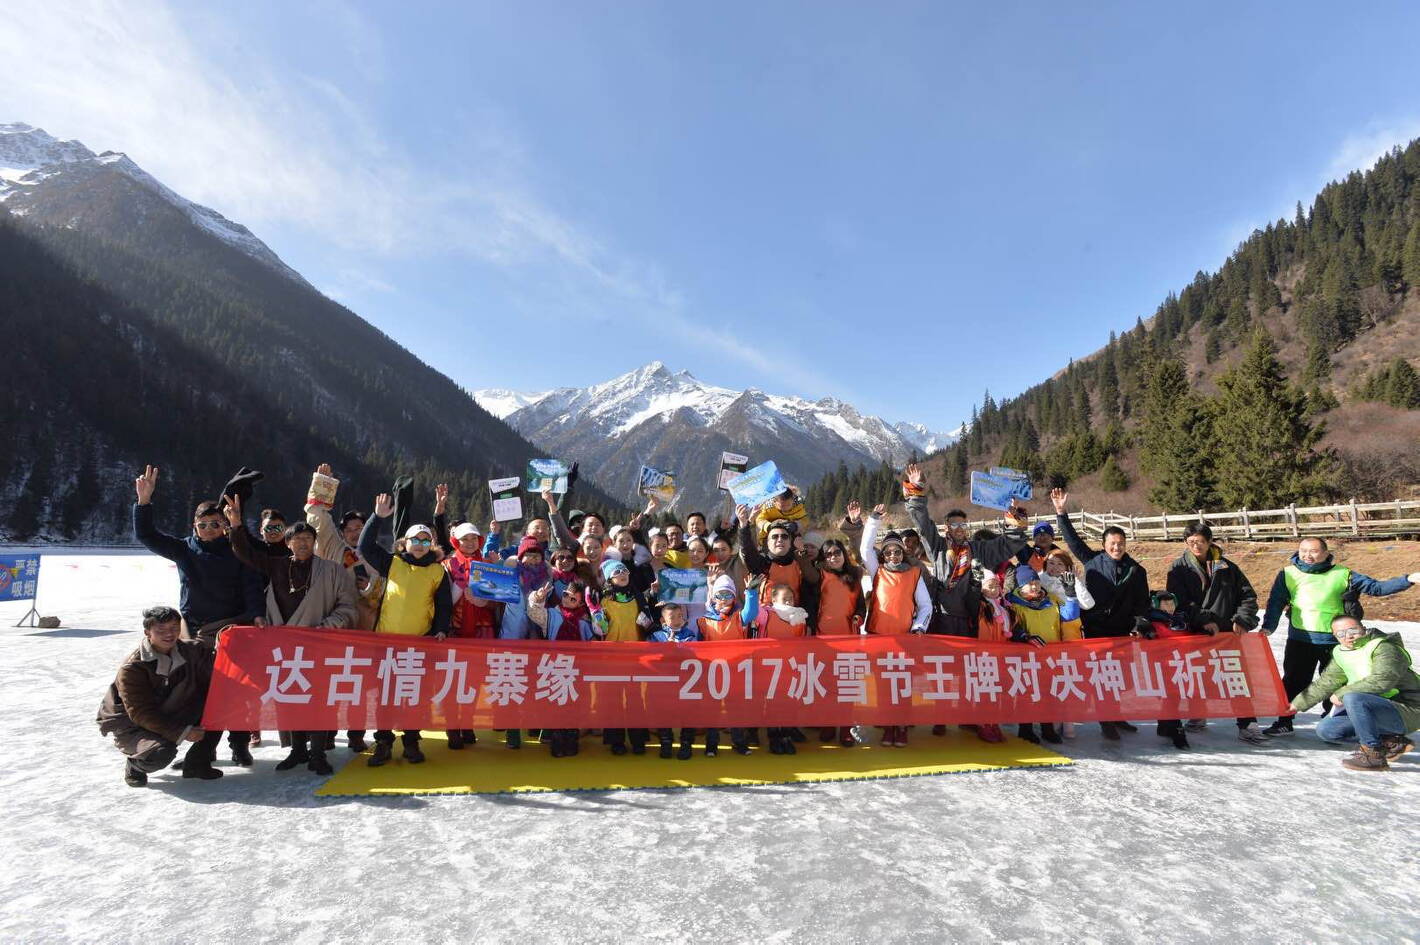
[962,499,1420,543]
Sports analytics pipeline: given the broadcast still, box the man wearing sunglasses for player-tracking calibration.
[132,464,265,765]
[258,508,292,558]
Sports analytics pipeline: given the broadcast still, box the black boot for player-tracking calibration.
[275,735,310,771]
[1100,722,1121,741]
[181,746,224,780]
[506,729,522,750]
[1040,723,1063,745]
[402,735,425,764]
[367,742,393,767]
[462,730,477,745]
[1116,721,1138,733]
[348,732,368,753]
[659,736,674,759]
[1018,724,1040,744]
[447,730,465,750]
[307,748,334,776]
[789,727,807,743]
[230,737,255,767]
[124,761,147,787]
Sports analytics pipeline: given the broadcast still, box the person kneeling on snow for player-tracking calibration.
[97,606,225,787]
[1288,615,1419,771]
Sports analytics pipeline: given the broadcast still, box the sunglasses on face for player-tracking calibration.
[824,548,844,557]
[408,538,433,547]
[263,523,285,533]
[194,521,225,531]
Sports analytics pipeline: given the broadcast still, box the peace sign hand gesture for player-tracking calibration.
[135,465,159,506]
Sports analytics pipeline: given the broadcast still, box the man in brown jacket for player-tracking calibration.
[96,606,224,787]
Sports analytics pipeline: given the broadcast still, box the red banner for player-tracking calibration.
[202,626,1287,731]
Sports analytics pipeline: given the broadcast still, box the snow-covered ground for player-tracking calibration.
[3,552,1418,944]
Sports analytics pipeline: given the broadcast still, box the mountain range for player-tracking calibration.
[0,122,626,540]
[476,363,958,512]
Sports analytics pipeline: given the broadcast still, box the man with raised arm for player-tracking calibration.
[131,465,264,765]
[903,462,1031,638]
[1050,487,1152,740]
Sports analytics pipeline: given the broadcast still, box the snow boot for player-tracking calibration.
[677,743,693,760]
[402,739,425,764]
[124,762,147,788]
[1262,719,1294,738]
[660,741,674,759]
[506,729,522,750]
[366,742,393,767]
[230,740,255,767]
[782,736,797,755]
[1341,745,1389,772]
[1380,734,1414,761]
[1100,722,1121,741]
[1018,724,1040,744]
[1170,729,1190,750]
[274,744,310,771]
[307,750,333,776]
[447,731,465,750]
[1040,723,1063,745]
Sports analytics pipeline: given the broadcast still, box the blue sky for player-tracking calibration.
[4,1,1420,431]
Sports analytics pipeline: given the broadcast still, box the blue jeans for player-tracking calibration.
[1314,692,1407,748]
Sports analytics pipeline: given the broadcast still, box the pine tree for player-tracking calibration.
[1210,329,1330,507]
[1385,357,1420,408]
[1096,357,1120,421]
[1404,220,1420,292]
[1138,359,1189,479]
[1098,455,1129,492]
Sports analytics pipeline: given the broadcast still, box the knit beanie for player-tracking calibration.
[517,536,544,559]
[600,558,630,583]
[1015,564,1039,586]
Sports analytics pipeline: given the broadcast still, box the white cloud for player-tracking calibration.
[1324,119,1420,184]
[0,0,822,396]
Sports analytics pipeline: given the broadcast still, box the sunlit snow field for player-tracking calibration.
[2,551,1417,944]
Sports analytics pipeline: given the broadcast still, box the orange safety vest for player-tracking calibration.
[766,560,803,598]
[816,573,861,636]
[698,613,748,641]
[759,610,806,639]
[868,568,920,635]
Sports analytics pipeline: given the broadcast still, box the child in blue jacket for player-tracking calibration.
[649,602,699,759]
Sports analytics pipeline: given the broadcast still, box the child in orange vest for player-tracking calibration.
[861,505,932,747]
[752,583,808,755]
[696,568,760,755]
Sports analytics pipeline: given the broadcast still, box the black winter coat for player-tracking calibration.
[1055,514,1151,638]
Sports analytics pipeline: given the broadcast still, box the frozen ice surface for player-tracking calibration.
[2,552,1418,944]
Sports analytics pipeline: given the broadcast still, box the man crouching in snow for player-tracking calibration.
[96,606,225,787]
[1288,615,1419,771]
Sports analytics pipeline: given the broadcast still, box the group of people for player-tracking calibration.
[97,460,1420,788]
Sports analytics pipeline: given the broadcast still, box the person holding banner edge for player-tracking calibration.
[358,492,453,766]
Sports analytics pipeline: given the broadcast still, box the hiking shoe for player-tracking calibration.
[1185,719,1207,733]
[400,742,425,764]
[307,754,334,776]
[124,764,147,788]
[1341,745,1389,772]
[659,743,674,759]
[1262,720,1294,738]
[1170,730,1190,750]
[1379,735,1414,762]
[677,744,693,760]
[1100,722,1121,741]
[610,743,628,756]
[348,734,368,753]
[733,743,751,755]
[274,747,309,771]
[366,742,392,767]
[1237,723,1269,745]
[230,742,255,767]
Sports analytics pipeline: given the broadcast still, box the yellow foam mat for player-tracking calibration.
[315,729,1071,797]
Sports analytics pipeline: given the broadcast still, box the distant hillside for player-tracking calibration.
[808,139,1420,521]
[0,124,625,540]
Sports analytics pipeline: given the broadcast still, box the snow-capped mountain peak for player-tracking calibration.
[474,362,960,509]
[0,122,307,286]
